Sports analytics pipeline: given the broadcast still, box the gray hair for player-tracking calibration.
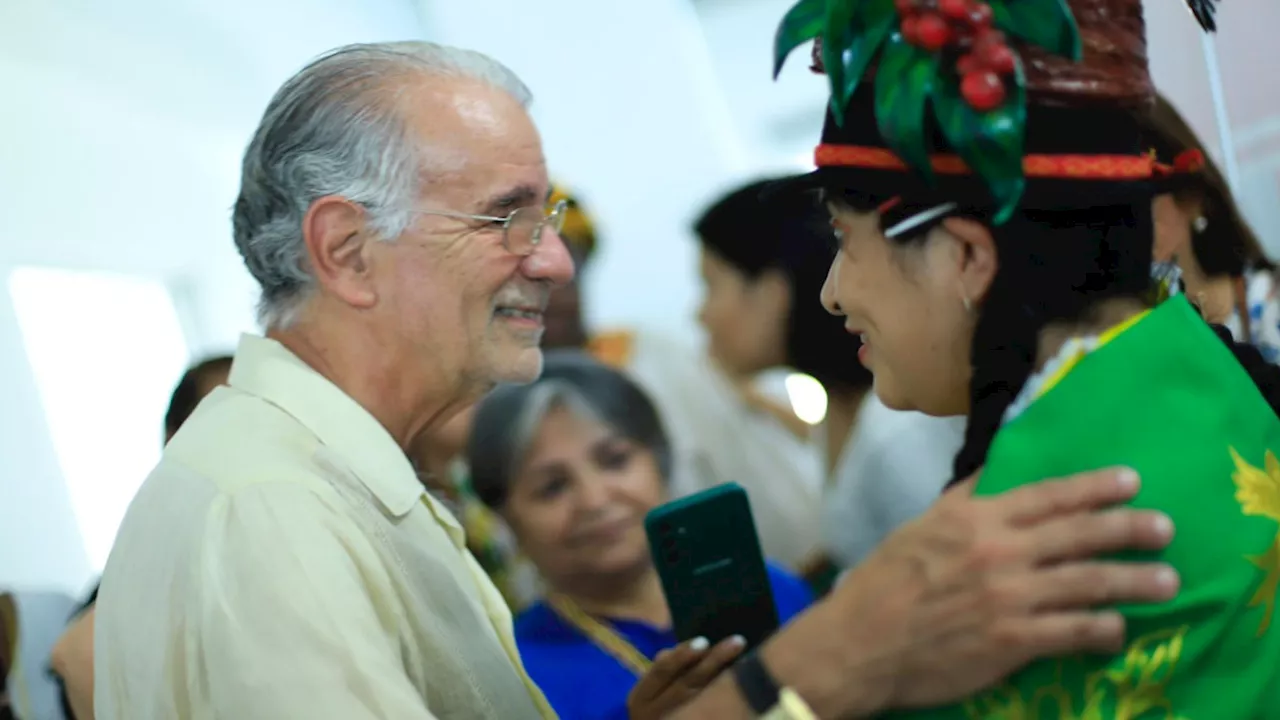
[467,351,674,509]
[232,41,533,328]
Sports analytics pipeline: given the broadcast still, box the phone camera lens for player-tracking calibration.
[665,551,680,565]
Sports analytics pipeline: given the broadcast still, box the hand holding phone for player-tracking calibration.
[644,483,780,651]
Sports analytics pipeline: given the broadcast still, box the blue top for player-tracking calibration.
[515,563,814,720]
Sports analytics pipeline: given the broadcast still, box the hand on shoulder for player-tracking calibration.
[757,467,1179,716]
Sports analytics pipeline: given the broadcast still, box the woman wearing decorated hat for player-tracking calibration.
[773,0,1280,715]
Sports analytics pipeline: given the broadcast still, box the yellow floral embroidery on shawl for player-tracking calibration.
[1228,447,1280,635]
[963,626,1190,720]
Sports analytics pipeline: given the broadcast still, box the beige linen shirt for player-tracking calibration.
[93,334,554,719]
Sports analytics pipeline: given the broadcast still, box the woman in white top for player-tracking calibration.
[694,178,963,588]
[1146,93,1280,361]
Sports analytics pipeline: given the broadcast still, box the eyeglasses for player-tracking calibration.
[413,199,568,256]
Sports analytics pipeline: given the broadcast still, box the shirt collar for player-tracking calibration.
[228,333,459,530]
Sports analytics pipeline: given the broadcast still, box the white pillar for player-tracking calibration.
[1201,32,1243,192]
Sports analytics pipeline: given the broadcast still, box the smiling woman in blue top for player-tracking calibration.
[467,351,813,720]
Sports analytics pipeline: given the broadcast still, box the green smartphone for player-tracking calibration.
[644,483,779,651]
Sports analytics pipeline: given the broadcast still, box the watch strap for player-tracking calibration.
[731,649,782,714]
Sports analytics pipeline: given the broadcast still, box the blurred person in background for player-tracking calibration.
[1146,92,1280,360]
[1,589,83,720]
[409,405,541,611]
[49,354,233,720]
[0,589,80,720]
[693,179,964,588]
[162,357,233,443]
[467,351,813,719]
[541,186,597,351]
[543,184,826,571]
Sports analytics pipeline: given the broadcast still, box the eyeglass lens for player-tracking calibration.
[504,201,567,255]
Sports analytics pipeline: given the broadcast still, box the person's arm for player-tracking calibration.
[194,482,438,719]
[50,606,96,720]
[672,468,1180,719]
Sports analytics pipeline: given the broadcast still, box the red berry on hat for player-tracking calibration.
[916,13,952,50]
[939,0,970,20]
[895,0,918,14]
[956,53,981,76]
[961,71,1005,111]
[981,43,1016,74]
[901,15,922,45]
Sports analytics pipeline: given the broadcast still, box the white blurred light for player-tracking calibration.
[784,372,828,425]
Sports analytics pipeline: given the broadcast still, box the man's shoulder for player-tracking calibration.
[163,385,329,494]
[111,388,366,586]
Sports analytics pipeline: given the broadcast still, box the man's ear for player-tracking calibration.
[940,216,998,304]
[301,196,378,311]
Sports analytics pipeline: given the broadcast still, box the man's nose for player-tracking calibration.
[521,227,576,287]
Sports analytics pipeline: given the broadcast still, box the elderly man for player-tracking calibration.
[94,42,1178,719]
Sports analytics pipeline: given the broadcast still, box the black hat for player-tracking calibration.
[772,0,1219,228]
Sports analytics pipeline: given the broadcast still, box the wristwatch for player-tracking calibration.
[732,649,781,712]
[732,650,817,719]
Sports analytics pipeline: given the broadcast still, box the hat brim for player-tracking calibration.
[763,162,1177,213]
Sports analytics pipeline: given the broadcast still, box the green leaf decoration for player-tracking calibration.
[834,0,897,121]
[822,0,859,124]
[773,0,826,79]
[873,34,940,182]
[990,0,1082,60]
[932,59,1029,223]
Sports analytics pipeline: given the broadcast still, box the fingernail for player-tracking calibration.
[729,635,746,647]
[1095,611,1125,650]
[1152,513,1174,540]
[1156,566,1180,593]
[1117,468,1139,491]
[689,636,709,652]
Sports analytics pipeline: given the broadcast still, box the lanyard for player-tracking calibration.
[546,594,653,677]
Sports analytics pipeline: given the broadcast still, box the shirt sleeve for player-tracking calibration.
[191,481,436,720]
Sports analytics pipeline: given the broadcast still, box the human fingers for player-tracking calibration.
[996,467,1140,525]
[989,610,1129,661]
[631,638,709,702]
[1023,561,1180,611]
[1025,508,1174,564]
[674,635,747,691]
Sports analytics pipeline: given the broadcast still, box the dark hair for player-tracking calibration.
[825,186,1280,483]
[1142,93,1273,276]
[695,178,871,393]
[467,351,672,508]
[164,355,233,440]
[955,205,1156,479]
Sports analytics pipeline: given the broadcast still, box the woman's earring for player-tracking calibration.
[1193,216,1208,233]
[962,294,972,313]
